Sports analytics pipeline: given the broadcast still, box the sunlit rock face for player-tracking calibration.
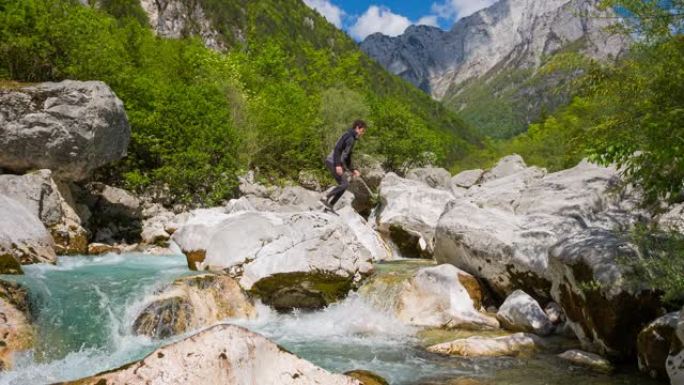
[65,324,362,385]
[360,0,628,99]
[0,80,130,181]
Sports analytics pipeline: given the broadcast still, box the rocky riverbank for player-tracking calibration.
[1,80,682,384]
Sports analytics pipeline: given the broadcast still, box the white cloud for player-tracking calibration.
[303,0,345,28]
[349,6,413,40]
[432,0,498,20]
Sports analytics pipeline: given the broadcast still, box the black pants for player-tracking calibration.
[325,160,349,206]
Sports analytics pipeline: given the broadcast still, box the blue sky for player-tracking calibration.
[302,0,499,40]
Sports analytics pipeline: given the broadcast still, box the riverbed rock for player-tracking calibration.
[344,370,389,385]
[548,228,662,360]
[667,307,684,385]
[434,200,572,299]
[465,165,546,213]
[427,332,542,357]
[377,172,454,258]
[85,183,142,244]
[406,167,451,189]
[557,350,613,373]
[66,324,362,385]
[480,154,528,183]
[393,264,498,330]
[87,242,123,255]
[133,274,256,339]
[0,280,34,371]
[200,211,373,311]
[496,290,553,336]
[0,170,88,254]
[337,206,393,262]
[544,302,564,325]
[0,80,129,180]
[170,208,233,269]
[0,195,56,265]
[637,312,680,380]
[450,169,484,189]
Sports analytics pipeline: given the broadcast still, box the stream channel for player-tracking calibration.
[0,253,661,385]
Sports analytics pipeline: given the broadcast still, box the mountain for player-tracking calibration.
[360,0,630,138]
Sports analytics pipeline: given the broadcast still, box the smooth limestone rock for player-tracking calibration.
[170,208,232,269]
[0,280,34,371]
[0,194,56,265]
[466,166,546,213]
[451,169,484,189]
[480,155,529,183]
[87,243,122,255]
[557,350,613,373]
[65,324,362,385]
[434,200,572,299]
[406,167,452,189]
[548,228,662,360]
[637,312,680,380]
[427,332,542,357]
[201,211,373,311]
[667,307,684,385]
[393,264,498,330]
[659,203,684,233]
[496,290,553,336]
[133,274,256,339]
[377,172,454,257]
[0,170,88,254]
[0,80,129,181]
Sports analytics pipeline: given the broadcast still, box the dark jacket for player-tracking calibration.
[326,128,358,171]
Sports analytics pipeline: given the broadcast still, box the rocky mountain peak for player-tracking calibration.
[360,0,629,99]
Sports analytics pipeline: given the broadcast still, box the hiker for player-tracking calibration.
[321,119,367,212]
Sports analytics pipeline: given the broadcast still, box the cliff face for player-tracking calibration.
[361,0,628,100]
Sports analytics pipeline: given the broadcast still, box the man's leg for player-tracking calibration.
[328,173,349,206]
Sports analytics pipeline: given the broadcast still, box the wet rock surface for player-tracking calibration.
[0,280,33,371]
[427,332,543,357]
[558,349,613,373]
[637,312,679,380]
[133,274,256,339]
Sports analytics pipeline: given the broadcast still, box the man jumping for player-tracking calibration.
[321,119,367,213]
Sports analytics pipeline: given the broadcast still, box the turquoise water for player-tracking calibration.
[0,255,664,385]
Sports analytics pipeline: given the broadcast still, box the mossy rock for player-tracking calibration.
[250,271,355,311]
[0,253,22,275]
[133,296,192,339]
[344,370,389,385]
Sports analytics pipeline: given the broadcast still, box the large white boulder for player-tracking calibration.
[376,172,454,257]
[548,228,662,359]
[393,264,498,330]
[0,195,56,266]
[480,154,528,183]
[0,80,130,181]
[170,208,233,269]
[405,167,451,189]
[450,169,484,189]
[65,324,361,385]
[434,200,576,298]
[199,211,373,310]
[496,290,553,335]
[0,170,88,254]
[465,166,546,212]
